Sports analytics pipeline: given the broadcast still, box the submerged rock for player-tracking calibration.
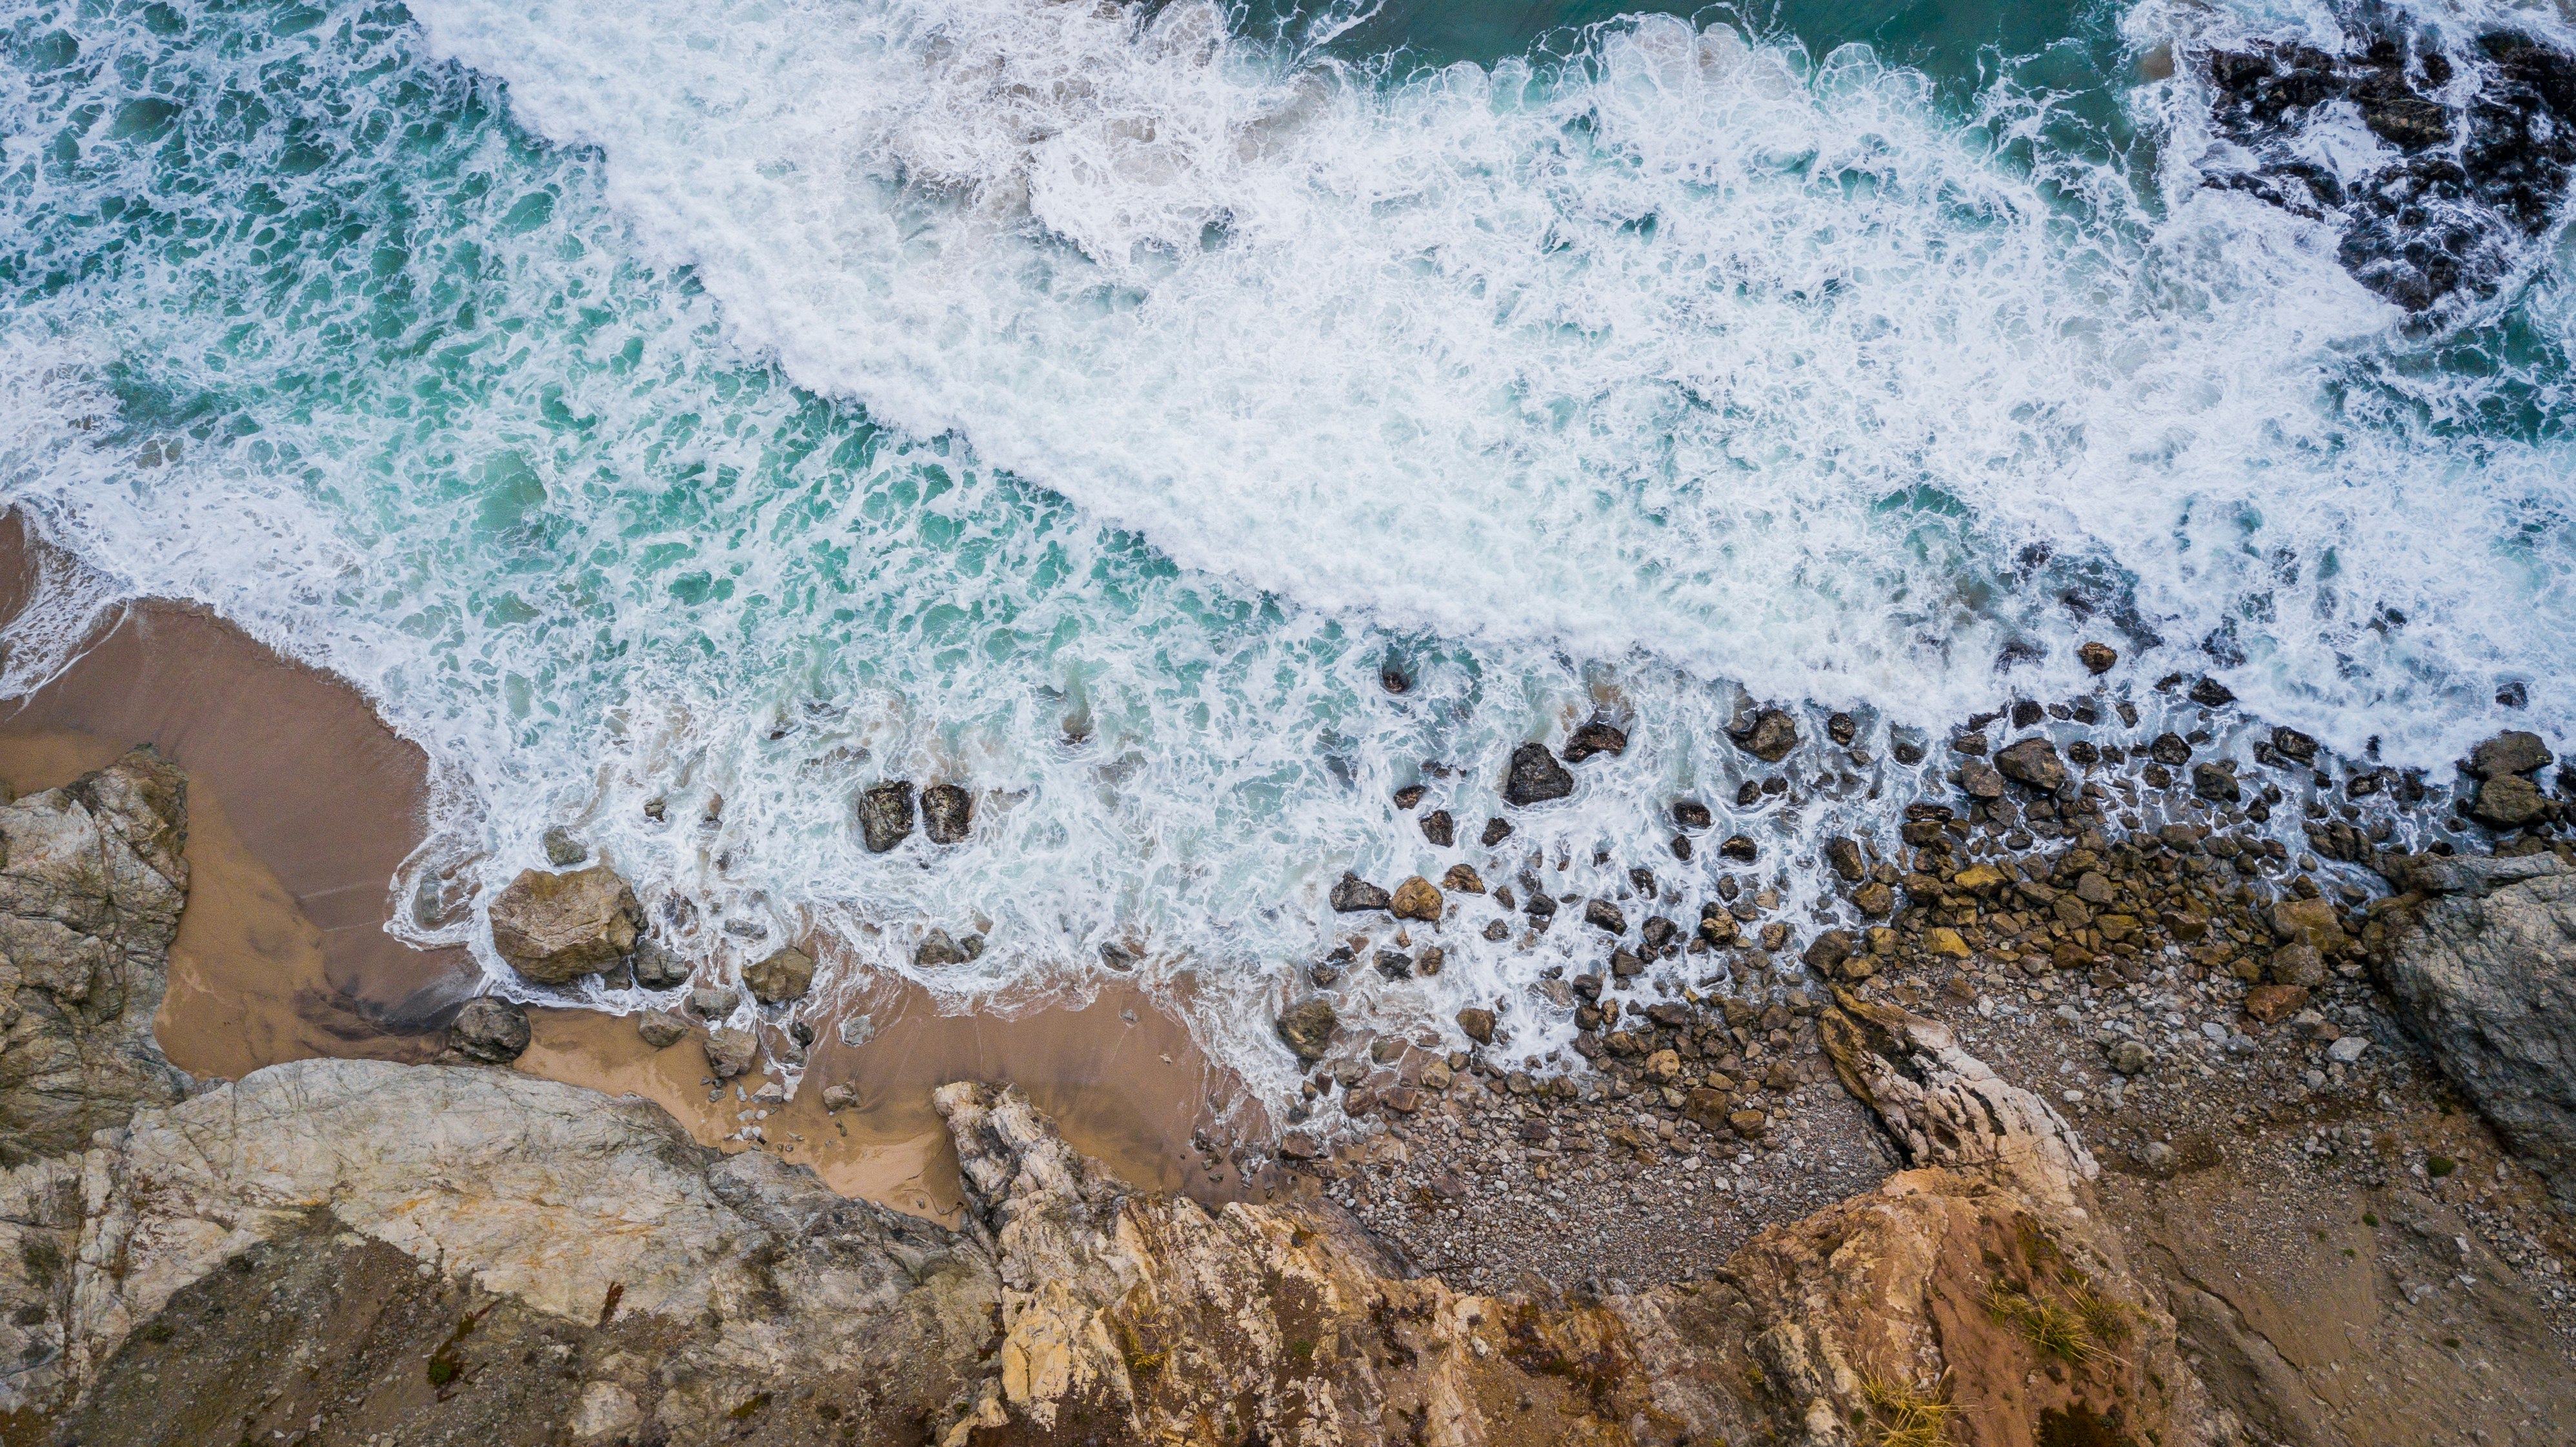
[489,865,643,986]
[921,783,973,844]
[1500,741,1573,806]
[857,780,916,853]
[540,825,589,866]
[448,997,531,1064]
[1559,720,1627,763]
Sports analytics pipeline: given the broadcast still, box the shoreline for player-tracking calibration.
[0,520,1263,1221]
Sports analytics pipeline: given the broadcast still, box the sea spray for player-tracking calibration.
[0,0,2564,1112]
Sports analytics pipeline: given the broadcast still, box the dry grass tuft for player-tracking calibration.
[1860,1375,1956,1447]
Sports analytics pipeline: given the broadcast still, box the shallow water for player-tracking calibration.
[0,0,2569,1110]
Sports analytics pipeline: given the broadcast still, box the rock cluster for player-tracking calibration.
[2203,28,2576,310]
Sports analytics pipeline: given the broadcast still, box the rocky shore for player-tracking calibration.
[1,659,2573,1443]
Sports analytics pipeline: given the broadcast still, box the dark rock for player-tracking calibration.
[448,998,530,1065]
[540,827,588,866]
[2149,733,2193,766]
[2470,730,2553,779]
[1441,864,1485,893]
[1480,816,1513,846]
[1561,722,1628,763]
[1392,784,1427,811]
[2269,727,2319,765]
[1730,709,1799,763]
[2191,762,2242,804]
[1891,737,1926,765]
[1994,738,2068,793]
[1420,809,1455,847]
[1720,835,1758,862]
[2078,641,2117,674]
[1456,1007,1496,1045]
[1824,838,1865,882]
[630,937,689,991]
[1958,758,2006,800]
[1671,800,1712,831]
[744,947,816,1004]
[1736,781,1762,807]
[1584,900,1627,935]
[857,781,916,853]
[2010,701,2044,731]
[636,1011,688,1049]
[1374,949,1413,979]
[921,784,974,844]
[1330,872,1392,913]
[1502,742,1574,806]
[1802,931,1855,975]
[489,865,644,986]
[2188,677,2236,708]
[1524,891,1558,918]
[1276,999,1338,1062]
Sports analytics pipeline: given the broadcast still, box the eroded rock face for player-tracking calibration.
[0,748,190,1166]
[2367,853,2576,1198]
[487,864,641,985]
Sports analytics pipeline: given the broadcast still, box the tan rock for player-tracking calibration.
[1389,875,1443,921]
[1925,926,1972,958]
[2245,984,2311,1025]
[488,865,642,984]
[743,947,816,1004]
[1439,864,1485,894]
[703,1026,757,1078]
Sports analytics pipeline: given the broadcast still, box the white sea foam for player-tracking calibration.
[0,0,2568,1119]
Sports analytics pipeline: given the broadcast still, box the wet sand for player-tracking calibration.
[0,517,1251,1219]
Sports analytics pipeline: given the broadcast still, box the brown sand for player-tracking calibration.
[519,975,1251,1224]
[0,518,1251,1219]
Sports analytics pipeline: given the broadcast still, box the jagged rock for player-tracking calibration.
[1417,809,1454,847]
[743,947,815,1004]
[689,985,739,1019]
[1274,999,1337,1062]
[1583,899,1626,934]
[448,997,531,1064]
[1729,707,1799,762]
[1501,741,1573,805]
[0,749,191,1164]
[1672,799,1711,830]
[1455,1006,1495,1044]
[2149,732,2193,765]
[916,928,966,966]
[1823,836,1865,881]
[1479,816,1512,846]
[1560,720,1627,762]
[2193,762,2242,803]
[1995,737,2068,792]
[857,780,915,853]
[1439,864,1484,894]
[1327,872,1391,913]
[2470,729,2553,779]
[488,865,643,986]
[2368,854,2576,1199]
[921,784,973,844]
[1389,876,1442,921]
[1821,988,2098,1206]
[2270,727,2319,765]
[635,1011,688,1049]
[703,1026,758,1079]
[1959,757,2006,799]
[630,936,689,990]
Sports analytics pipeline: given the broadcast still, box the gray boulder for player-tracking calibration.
[2371,853,2576,1199]
[448,998,531,1064]
[488,865,643,985]
[0,749,192,1165]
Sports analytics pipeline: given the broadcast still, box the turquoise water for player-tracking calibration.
[0,0,2570,1095]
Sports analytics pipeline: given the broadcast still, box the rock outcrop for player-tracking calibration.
[0,748,190,1167]
[2366,851,2576,1198]
[1,994,2206,1446]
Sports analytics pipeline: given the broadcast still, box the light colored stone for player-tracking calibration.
[570,1382,643,1442]
[488,865,641,985]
